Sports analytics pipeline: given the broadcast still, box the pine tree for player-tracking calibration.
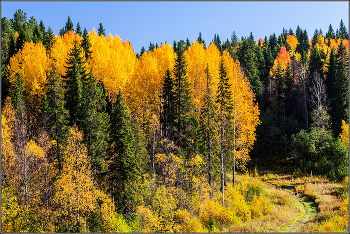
[216,59,232,205]
[75,22,82,36]
[173,41,194,151]
[44,63,70,171]
[16,23,30,51]
[197,32,206,47]
[107,92,142,217]
[64,38,87,126]
[160,69,176,141]
[339,19,349,39]
[149,42,155,52]
[81,28,92,60]
[32,24,42,43]
[326,24,335,39]
[43,26,55,52]
[98,23,105,37]
[80,68,110,182]
[140,46,146,57]
[11,9,27,32]
[199,64,219,190]
[64,16,74,33]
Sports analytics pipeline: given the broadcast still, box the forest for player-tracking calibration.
[1,9,349,232]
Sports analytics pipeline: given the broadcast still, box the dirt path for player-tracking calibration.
[279,187,318,233]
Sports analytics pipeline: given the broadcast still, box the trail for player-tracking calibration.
[280,189,317,233]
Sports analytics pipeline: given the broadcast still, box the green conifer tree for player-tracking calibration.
[81,28,92,60]
[64,16,74,33]
[107,92,142,217]
[75,22,82,36]
[98,23,105,37]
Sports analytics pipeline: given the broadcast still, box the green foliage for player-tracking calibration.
[64,15,74,33]
[291,127,348,181]
[98,22,105,36]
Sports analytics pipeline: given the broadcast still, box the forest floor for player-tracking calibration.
[258,170,318,232]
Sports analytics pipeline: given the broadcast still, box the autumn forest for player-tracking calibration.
[1,9,349,232]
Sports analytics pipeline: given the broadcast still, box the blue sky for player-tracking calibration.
[1,1,349,54]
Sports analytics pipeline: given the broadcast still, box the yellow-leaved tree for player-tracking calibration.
[340,120,349,150]
[88,29,136,103]
[184,40,208,115]
[7,41,51,113]
[222,50,260,184]
[53,124,117,232]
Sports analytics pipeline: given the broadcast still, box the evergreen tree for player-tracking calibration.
[11,9,27,32]
[326,24,335,39]
[16,23,30,51]
[44,63,70,171]
[140,46,146,57]
[160,69,176,141]
[149,42,155,52]
[186,38,191,50]
[80,69,110,182]
[39,20,46,36]
[173,40,177,53]
[216,59,232,204]
[339,19,349,39]
[59,27,65,36]
[199,64,219,190]
[173,41,194,151]
[75,22,82,36]
[107,92,142,217]
[269,33,279,58]
[43,26,55,52]
[309,47,324,79]
[213,34,222,53]
[32,24,42,43]
[81,28,92,60]
[238,34,262,100]
[64,39,87,126]
[98,23,105,37]
[65,16,74,33]
[197,32,206,47]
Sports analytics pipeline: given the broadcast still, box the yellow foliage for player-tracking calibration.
[8,41,51,112]
[340,120,349,150]
[88,29,136,103]
[102,214,130,233]
[286,35,299,53]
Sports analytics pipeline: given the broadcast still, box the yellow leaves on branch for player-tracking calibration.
[222,51,260,170]
[286,35,299,54]
[88,29,136,103]
[340,120,349,150]
[8,41,51,111]
[125,42,175,119]
[53,125,116,224]
[50,30,81,77]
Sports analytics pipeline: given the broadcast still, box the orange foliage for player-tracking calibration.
[270,46,291,76]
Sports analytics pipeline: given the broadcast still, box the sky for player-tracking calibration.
[1,1,349,54]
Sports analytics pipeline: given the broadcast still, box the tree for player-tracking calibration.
[44,63,70,171]
[53,125,98,232]
[98,22,105,37]
[64,38,87,126]
[326,24,335,39]
[11,9,27,32]
[43,26,55,51]
[81,28,92,60]
[64,16,74,33]
[80,68,110,182]
[106,92,142,217]
[173,40,194,151]
[215,58,232,206]
[339,19,349,39]
[76,22,82,36]
[199,64,219,190]
[197,32,206,47]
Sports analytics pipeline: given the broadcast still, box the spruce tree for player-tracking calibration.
[98,23,105,37]
[32,24,42,43]
[81,28,92,60]
[80,69,110,182]
[75,22,82,36]
[197,32,206,47]
[16,23,30,51]
[44,63,70,171]
[160,69,176,141]
[65,16,74,33]
[173,40,194,151]
[140,46,146,57]
[64,38,87,126]
[326,24,335,39]
[107,92,142,217]
[199,64,219,190]
[216,59,233,204]
[339,19,349,39]
[43,26,55,52]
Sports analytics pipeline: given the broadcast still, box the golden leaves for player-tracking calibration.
[8,41,51,111]
[340,120,349,150]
